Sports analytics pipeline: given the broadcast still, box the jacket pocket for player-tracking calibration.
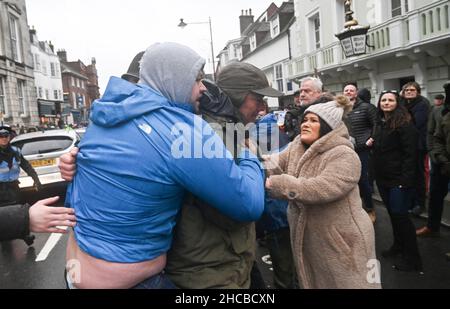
[327,226,352,255]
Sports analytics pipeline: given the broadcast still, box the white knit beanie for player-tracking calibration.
[305,96,352,129]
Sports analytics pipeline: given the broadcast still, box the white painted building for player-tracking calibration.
[29,28,65,124]
[288,0,450,102]
[217,2,297,108]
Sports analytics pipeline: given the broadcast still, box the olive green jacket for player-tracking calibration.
[165,114,256,289]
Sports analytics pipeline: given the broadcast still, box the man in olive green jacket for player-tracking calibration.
[165,63,283,288]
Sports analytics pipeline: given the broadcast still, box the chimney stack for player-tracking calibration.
[57,49,67,62]
[29,26,36,43]
[239,8,254,35]
[49,41,54,53]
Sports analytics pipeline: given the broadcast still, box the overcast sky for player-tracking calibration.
[25,0,284,94]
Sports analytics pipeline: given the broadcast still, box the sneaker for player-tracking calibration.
[367,210,376,224]
[416,226,440,237]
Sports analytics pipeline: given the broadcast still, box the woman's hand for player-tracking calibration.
[265,177,272,190]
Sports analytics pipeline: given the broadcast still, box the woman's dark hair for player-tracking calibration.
[302,111,333,139]
[377,91,411,129]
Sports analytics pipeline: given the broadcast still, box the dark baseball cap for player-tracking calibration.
[217,62,283,107]
[121,51,145,82]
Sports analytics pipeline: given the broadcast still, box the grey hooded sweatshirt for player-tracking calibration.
[139,42,205,104]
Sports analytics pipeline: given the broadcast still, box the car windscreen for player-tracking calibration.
[12,136,74,156]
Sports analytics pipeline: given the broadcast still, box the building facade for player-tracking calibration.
[29,28,67,126]
[217,1,297,108]
[0,0,39,127]
[288,0,450,101]
[58,50,100,125]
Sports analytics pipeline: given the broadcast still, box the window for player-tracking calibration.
[42,61,47,76]
[45,89,49,100]
[72,92,77,108]
[38,87,43,98]
[271,18,280,37]
[250,34,257,51]
[0,76,7,116]
[54,90,59,100]
[13,136,74,156]
[50,63,56,77]
[312,14,321,49]
[275,64,284,92]
[9,14,22,62]
[392,0,409,17]
[17,80,27,115]
[71,77,75,86]
[34,54,41,71]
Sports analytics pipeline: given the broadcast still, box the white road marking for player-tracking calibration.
[35,226,69,262]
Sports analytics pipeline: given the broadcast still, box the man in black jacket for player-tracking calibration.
[344,82,378,223]
[428,82,450,259]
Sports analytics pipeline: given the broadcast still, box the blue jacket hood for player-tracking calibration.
[90,76,167,127]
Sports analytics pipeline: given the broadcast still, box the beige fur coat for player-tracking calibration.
[266,124,380,289]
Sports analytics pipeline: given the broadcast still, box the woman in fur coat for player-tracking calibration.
[265,96,380,289]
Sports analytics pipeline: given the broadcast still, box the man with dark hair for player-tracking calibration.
[293,90,301,107]
[343,82,378,223]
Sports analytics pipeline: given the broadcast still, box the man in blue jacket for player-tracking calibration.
[63,43,265,289]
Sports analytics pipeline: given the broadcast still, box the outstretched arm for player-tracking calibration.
[0,197,76,241]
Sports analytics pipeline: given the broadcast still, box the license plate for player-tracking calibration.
[30,158,56,168]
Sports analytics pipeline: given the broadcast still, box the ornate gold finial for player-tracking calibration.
[344,0,359,28]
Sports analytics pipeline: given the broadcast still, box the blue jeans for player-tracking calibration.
[132,272,177,289]
[65,270,177,289]
[357,150,374,210]
[378,185,414,215]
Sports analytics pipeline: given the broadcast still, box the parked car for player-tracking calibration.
[10,129,79,192]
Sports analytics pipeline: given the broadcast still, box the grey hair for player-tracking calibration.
[300,76,323,92]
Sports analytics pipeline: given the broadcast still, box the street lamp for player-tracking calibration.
[335,0,370,58]
[178,17,216,81]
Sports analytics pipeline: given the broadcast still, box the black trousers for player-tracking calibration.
[0,182,19,207]
[427,162,449,231]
